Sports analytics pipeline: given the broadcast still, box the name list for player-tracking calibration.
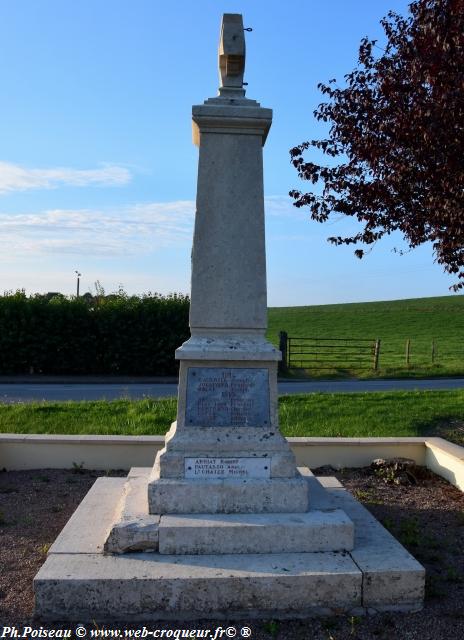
[185,457,271,479]
[185,367,270,427]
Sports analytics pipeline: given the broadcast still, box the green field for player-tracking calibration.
[267,295,464,378]
[1,391,463,445]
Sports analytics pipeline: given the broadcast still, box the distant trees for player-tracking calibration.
[290,0,464,289]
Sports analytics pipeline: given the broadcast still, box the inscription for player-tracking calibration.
[185,457,270,479]
[185,367,270,427]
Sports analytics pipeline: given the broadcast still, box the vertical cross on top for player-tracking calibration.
[218,14,246,96]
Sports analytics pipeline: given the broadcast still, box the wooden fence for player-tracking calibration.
[278,332,464,374]
[278,332,380,373]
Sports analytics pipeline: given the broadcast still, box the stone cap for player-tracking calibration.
[192,102,272,146]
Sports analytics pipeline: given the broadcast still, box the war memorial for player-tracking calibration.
[34,14,424,620]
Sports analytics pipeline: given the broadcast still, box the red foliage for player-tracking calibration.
[290,0,464,289]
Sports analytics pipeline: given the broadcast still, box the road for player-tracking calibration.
[0,378,463,403]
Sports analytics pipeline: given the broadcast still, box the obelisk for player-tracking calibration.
[148,14,309,513]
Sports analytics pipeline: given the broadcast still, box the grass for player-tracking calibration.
[0,390,463,441]
[267,294,464,378]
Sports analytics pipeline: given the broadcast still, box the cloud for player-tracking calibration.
[0,195,307,260]
[0,161,131,194]
[264,195,306,219]
[0,201,195,258]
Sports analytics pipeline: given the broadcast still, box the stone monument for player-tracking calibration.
[34,14,425,620]
[148,12,309,516]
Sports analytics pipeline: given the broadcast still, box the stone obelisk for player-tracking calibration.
[148,14,309,513]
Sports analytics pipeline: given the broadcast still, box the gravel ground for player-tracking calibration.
[1,466,463,639]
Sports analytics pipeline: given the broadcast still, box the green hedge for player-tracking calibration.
[0,291,190,375]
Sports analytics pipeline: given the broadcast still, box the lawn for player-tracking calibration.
[267,294,464,378]
[1,390,463,444]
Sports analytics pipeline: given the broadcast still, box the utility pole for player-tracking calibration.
[75,270,81,297]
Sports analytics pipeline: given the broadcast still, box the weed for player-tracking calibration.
[72,461,85,474]
[349,615,361,635]
[445,566,463,583]
[398,517,420,547]
[263,620,279,637]
[353,488,383,505]
[381,517,395,531]
[39,543,51,555]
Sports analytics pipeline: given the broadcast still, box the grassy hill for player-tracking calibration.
[267,295,464,378]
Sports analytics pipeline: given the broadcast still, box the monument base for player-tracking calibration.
[34,469,425,621]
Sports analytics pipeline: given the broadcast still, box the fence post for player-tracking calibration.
[431,340,436,364]
[278,331,288,374]
[373,339,381,371]
[405,339,411,367]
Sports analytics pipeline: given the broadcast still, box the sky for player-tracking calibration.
[0,0,458,306]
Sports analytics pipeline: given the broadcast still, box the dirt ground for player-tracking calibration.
[1,465,463,639]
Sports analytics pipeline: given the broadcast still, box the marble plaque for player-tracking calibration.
[185,367,270,427]
[185,457,271,479]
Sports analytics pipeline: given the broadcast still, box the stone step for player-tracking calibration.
[35,551,363,621]
[148,474,310,514]
[158,509,354,554]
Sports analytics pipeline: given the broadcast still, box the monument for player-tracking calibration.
[34,15,425,620]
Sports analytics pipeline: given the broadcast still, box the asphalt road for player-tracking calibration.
[0,378,463,403]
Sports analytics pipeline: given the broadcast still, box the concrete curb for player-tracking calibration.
[1,434,463,491]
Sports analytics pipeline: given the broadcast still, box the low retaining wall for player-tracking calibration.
[1,434,463,492]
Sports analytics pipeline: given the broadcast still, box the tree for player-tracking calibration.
[290,0,464,289]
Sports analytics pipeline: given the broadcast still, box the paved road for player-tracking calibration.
[0,378,463,403]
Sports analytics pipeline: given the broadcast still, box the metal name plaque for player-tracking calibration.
[185,367,270,427]
[185,457,271,479]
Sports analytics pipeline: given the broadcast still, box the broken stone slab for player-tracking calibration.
[104,474,159,553]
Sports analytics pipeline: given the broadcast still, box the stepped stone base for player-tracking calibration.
[104,468,353,554]
[34,470,425,620]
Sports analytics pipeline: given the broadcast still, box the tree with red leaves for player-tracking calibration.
[290,0,464,289]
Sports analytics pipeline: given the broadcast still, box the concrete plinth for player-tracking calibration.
[34,470,425,621]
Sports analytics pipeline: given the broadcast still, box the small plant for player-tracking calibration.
[398,517,420,547]
[353,488,383,505]
[445,566,464,583]
[381,516,394,531]
[39,543,51,554]
[263,620,279,637]
[72,461,85,474]
[349,615,361,635]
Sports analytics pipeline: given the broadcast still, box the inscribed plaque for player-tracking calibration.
[185,367,270,427]
[185,457,270,479]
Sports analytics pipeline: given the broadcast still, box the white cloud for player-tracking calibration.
[0,201,195,258]
[0,161,131,194]
[0,196,306,260]
[264,195,307,219]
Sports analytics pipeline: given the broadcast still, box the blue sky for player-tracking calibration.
[0,0,457,306]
